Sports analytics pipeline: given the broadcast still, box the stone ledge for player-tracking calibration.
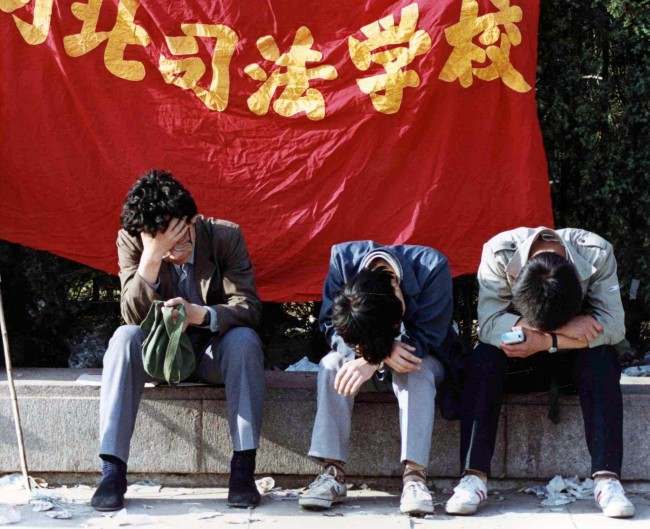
[1,369,649,481]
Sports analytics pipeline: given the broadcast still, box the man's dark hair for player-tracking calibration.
[512,251,583,331]
[332,268,403,364]
[120,169,197,236]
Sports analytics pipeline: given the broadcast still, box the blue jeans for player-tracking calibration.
[460,342,623,477]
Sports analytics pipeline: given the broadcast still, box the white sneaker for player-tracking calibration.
[400,481,434,515]
[445,474,487,515]
[299,469,347,510]
[594,479,635,518]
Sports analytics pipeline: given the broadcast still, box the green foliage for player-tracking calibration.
[0,242,120,367]
[537,0,650,312]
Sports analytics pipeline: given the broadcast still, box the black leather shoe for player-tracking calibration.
[227,450,261,508]
[90,477,127,511]
[227,486,261,508]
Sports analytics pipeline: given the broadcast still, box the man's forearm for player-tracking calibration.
[137,250,163,285]
[556,333,589,350]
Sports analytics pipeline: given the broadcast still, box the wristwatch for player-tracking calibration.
[201,309,211,327]
[548,333,558,354]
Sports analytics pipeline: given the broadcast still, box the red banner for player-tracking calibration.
[0,1,552,301]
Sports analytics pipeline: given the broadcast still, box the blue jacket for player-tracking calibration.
[319,241,464,418]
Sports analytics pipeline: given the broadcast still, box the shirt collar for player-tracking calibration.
[505,227,596,282]
[173,246,195,272]
[360,250,403,283]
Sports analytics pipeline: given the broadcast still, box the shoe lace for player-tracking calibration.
[404,480,430,500]
[309,472,337,490]
[453,475,484,500]
[597,479,625,504]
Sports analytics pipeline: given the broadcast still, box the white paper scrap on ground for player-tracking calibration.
[45,508,72,519]
[0,506,21,525]
[255,477,275,494]
[30,499,54,512]
[520,475,594,507]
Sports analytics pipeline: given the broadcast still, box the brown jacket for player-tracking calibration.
[117,216,262,334]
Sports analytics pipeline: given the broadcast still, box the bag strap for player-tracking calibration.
[162,303,187,383]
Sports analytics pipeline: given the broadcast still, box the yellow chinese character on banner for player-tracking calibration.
[244,26,338,121]
[439,0,531,93]
[158,24,238,112]
[63,0,150,81]
[0,0,53,45]
[348,3,431,115]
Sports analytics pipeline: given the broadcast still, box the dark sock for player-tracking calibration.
[100,454,127,487]
[230,449,256,487]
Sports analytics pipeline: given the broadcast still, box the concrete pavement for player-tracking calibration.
[1,482,649,529]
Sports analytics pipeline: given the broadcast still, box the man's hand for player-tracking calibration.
[141,218,189,262]
[334,358,377,397]
[501,327,551,358]
[384,341,422,374]
[164,297,207,330]
[138,218,190,285]
[555,315,603,344]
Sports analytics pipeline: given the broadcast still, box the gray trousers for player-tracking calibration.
[99,324,265,463]
[308,351,444,468]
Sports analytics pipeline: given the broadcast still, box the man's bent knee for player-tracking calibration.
[319,351,345,373]
[219,327,264,367]
[470,342,507,370]
[103,325,144,366]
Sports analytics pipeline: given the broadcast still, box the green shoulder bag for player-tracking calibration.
[140,300,195,384]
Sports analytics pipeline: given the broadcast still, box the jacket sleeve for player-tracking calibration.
[406,255,454,356]
[476,243,520,347]
[214,225,262,334]
[584,242,626,347]
[318,247,356,359]
[117,230,161,325]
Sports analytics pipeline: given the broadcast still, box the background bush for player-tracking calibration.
[1,0,648,367]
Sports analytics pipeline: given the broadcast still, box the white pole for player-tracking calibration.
[0,272,31,493]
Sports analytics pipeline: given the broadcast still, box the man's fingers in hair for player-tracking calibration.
[167,218,188,239]
[170,221,189,242]
[164,217,183,235]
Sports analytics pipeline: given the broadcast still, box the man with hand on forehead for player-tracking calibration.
[446,227,634,519]
[299,241,460,516]
[91,169,265,511]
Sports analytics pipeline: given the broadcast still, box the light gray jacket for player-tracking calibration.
[477,227,625,348]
